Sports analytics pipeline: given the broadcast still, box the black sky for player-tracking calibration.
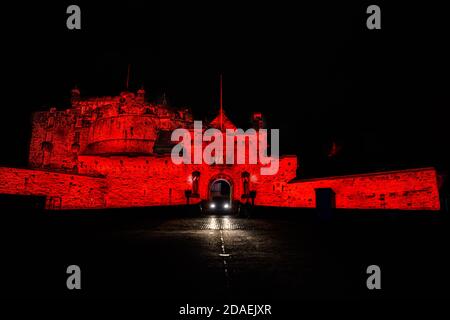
[0,1,448,178]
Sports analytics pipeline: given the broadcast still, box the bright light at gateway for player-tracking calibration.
[223,203,229,209]
[210,203,216,209]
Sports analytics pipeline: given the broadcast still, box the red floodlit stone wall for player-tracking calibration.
[77,155,298,208]
[28,111,87,171]
[85,115,159,154]
[79,155,196,208]
[0,167,106,209]
[28,90,193,171]
[276,167,440,210]
[0,164,440,210]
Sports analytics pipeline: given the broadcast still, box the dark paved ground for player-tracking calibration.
[1,206,449,301]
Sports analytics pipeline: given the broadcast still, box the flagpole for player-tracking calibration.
[126,64,131,91]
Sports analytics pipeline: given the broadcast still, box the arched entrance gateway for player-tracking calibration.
[205,174,234,213]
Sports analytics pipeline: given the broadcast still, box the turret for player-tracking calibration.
[137,87,145,103]
[252,112,264,129]
[71,86,81,106]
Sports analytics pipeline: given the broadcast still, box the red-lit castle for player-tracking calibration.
[0,86,441,211]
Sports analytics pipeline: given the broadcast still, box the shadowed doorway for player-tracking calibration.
[209,180,231,203]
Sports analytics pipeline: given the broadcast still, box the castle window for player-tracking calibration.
[47,117,54,128]
[41,141,53,152]
[74,132,80,144]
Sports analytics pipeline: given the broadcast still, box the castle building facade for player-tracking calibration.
[0,87,441,211]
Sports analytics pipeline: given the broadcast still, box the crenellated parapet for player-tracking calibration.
[29,88,194,171]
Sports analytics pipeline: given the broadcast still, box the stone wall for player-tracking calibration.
[0,167,106,209]
[28,110,88,171]
[28,90,193,171]
[1,161,440,211]
[278,167,440,210]
[77,155,298,208]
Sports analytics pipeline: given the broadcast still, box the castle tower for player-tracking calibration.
[137,87,145,103]
[252,112,264,129]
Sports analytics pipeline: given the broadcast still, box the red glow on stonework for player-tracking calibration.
[0,88,441,211]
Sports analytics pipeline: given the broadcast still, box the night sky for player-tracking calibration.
[1,1,448,179]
